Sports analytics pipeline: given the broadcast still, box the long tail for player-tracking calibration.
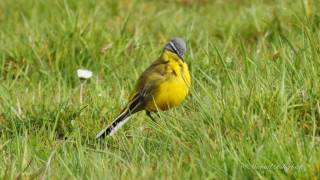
[95,109,132,139]
[95,92,143,139]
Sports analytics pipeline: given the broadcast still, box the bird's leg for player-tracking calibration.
[146,111,156,122]
[155,112,160,118]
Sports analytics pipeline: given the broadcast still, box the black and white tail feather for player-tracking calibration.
[95,92,145,139]
[95,109,131,138]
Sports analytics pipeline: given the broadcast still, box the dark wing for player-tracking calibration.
[126,57,170,112]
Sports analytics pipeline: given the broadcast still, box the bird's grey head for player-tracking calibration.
[164,37,187,59]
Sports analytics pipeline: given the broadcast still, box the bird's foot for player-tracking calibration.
[146,111,157,122]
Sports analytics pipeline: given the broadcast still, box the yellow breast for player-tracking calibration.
[146,51,191,111]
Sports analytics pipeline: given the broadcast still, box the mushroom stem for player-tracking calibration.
[80,81,84,104]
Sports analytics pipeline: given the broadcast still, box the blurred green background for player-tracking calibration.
[0,0,319,179]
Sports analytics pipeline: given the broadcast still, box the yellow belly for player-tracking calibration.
[142,50,191,112]
[145,77,189,112]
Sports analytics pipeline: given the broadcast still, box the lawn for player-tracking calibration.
[0,0,320,179]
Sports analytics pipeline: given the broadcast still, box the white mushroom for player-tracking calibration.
[77,69,93,104]
[77,69,93,80]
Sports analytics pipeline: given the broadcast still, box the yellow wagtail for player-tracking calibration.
[96,37,191,138]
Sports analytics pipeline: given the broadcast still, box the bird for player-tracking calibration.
[96,37,191,138]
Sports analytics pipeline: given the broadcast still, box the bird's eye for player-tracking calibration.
[169,42,179,54]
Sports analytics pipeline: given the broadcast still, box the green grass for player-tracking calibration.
[1,0,320,179]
